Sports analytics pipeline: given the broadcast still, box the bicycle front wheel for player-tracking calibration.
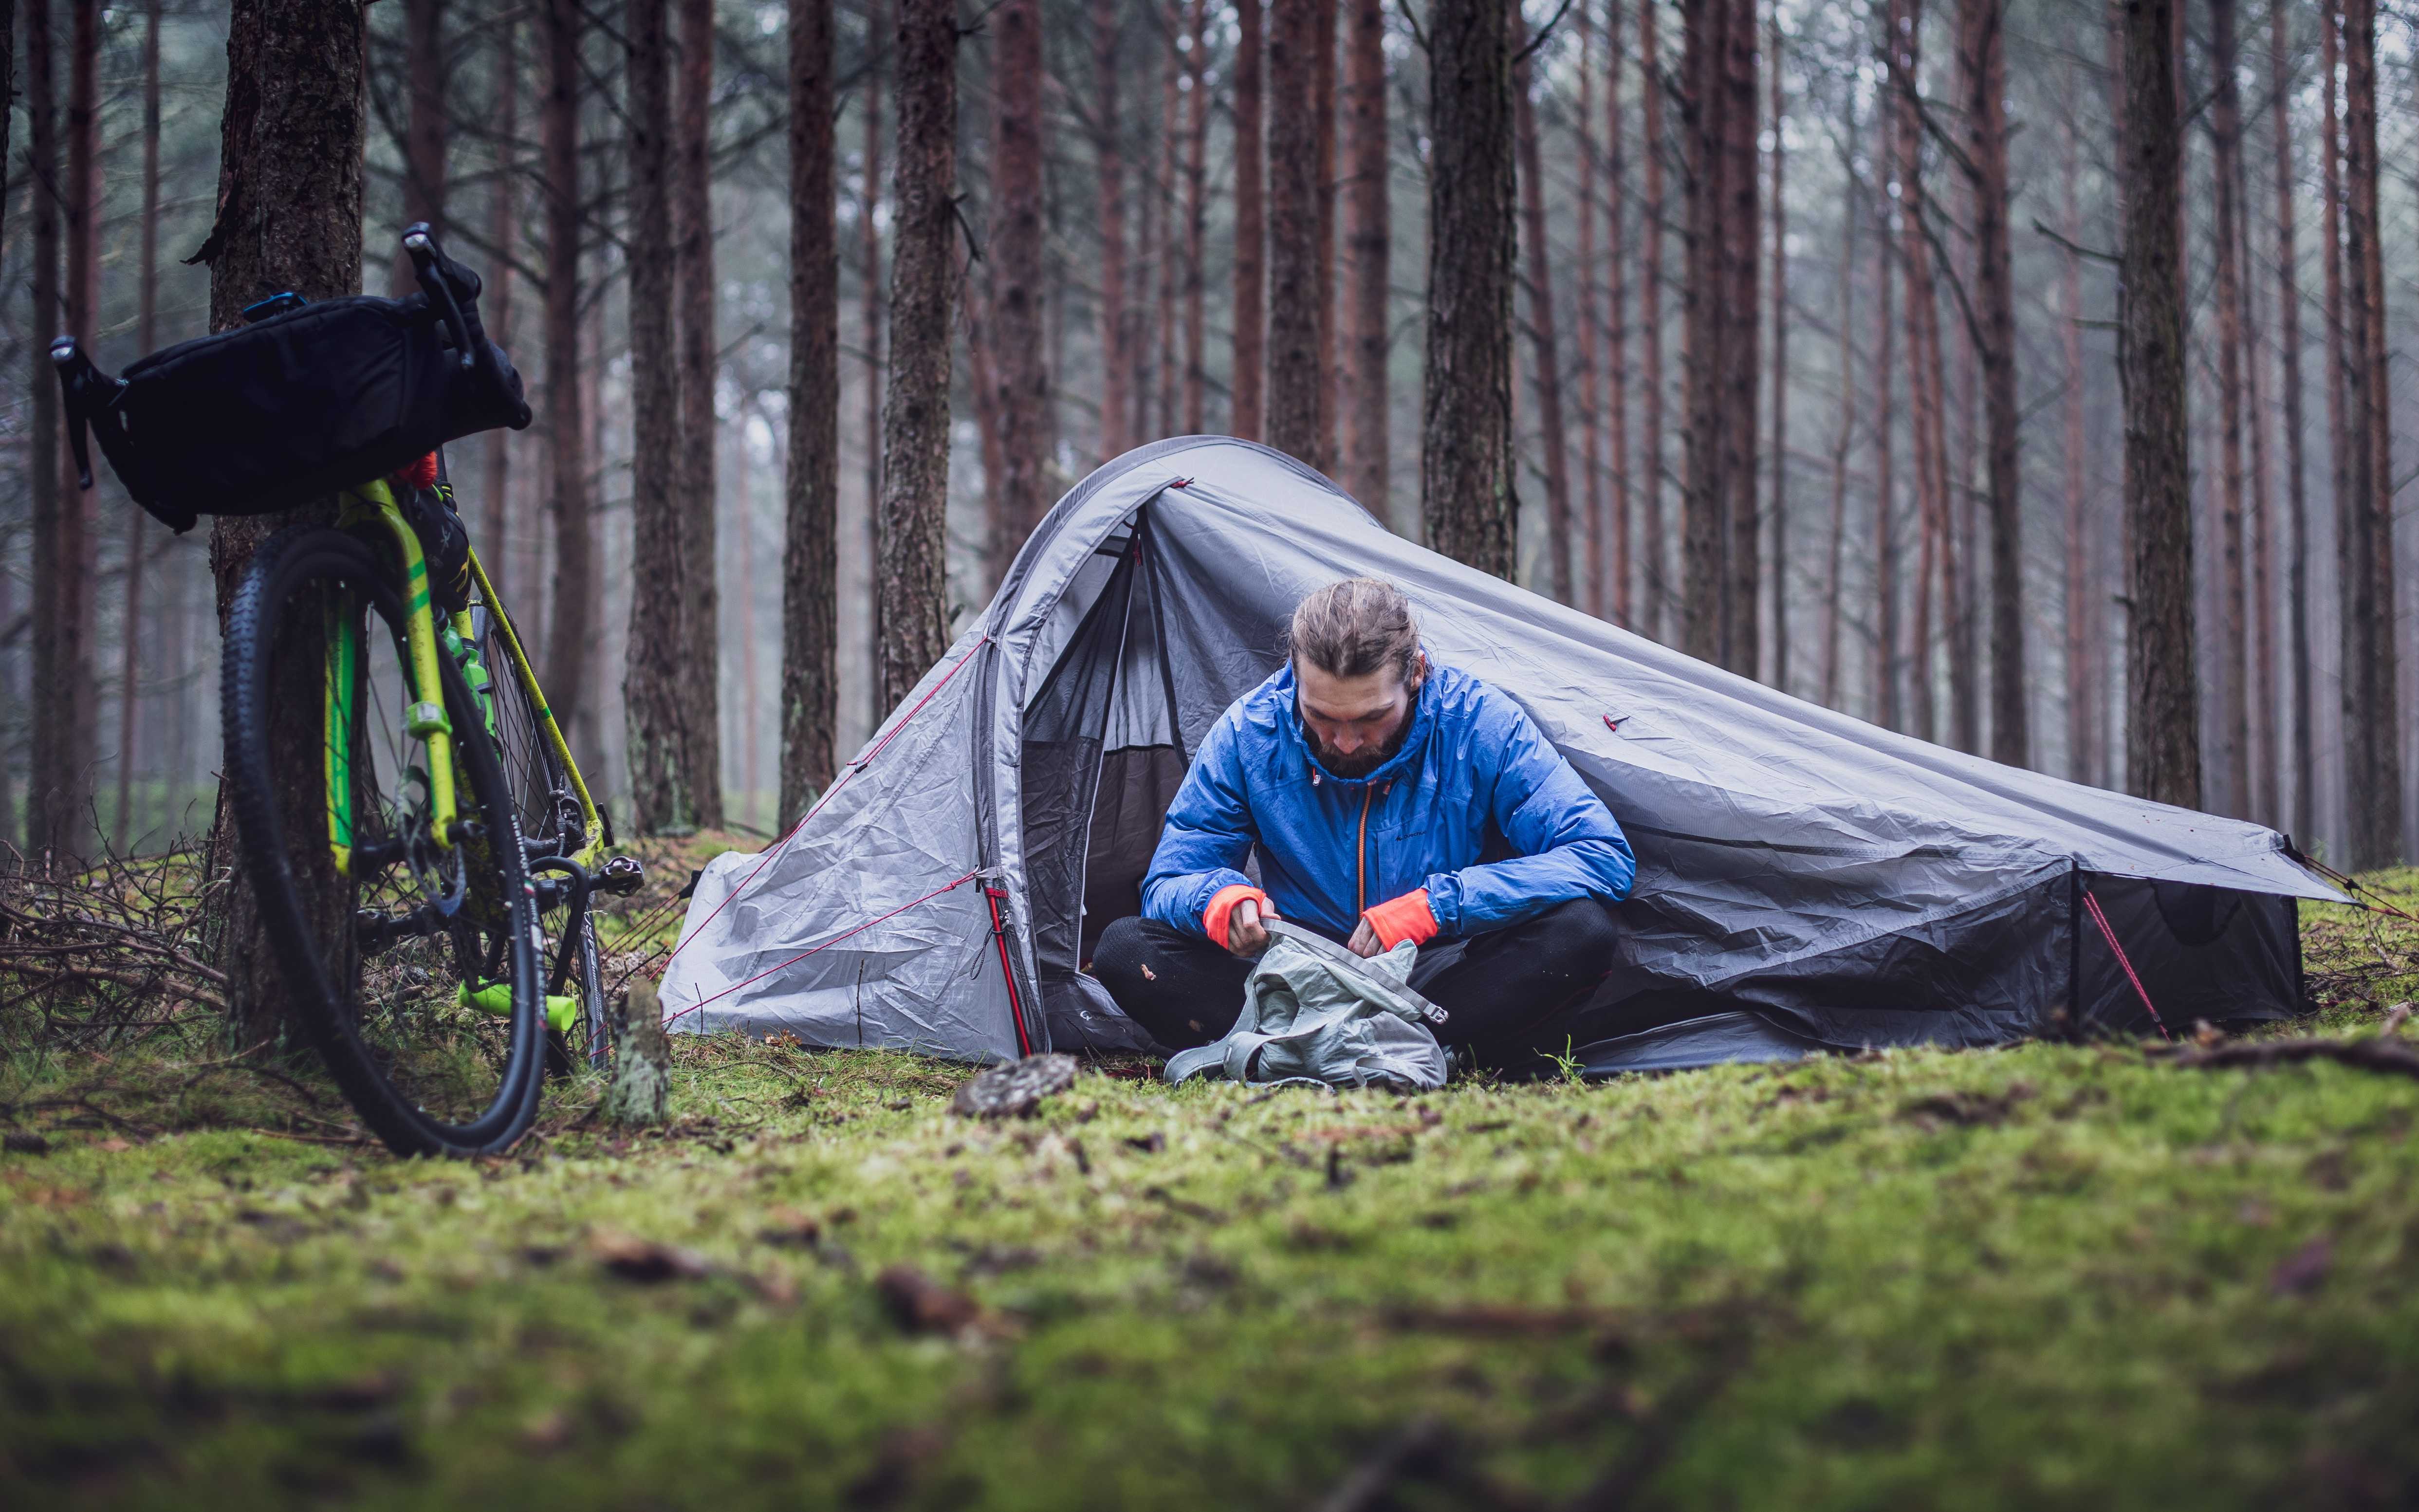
[222,526,545,1157]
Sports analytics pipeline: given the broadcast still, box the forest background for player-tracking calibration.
[1,0,2412,870]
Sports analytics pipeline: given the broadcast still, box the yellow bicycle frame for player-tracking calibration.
[331,480,459,865]
[462,548,605,873]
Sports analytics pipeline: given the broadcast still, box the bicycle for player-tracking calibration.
[55,226,641,1157]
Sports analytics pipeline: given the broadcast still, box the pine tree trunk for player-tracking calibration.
[1869,122,1900,732]
[1821,122,1855,711]
[1312,0,1338,471]
[31,0,100,864]
[2321,0,2349,844]
[1605,0,1634,622]
[880,0,960,708]
[397,0,446,293]
[197,0,366,1048]
[1766,13,1786,692]
[115,0,165,854]
[1340,0,1388,509]
[540,0,594,742]
[861,0,886,735]
[482,21,517,608]
[2061,100,2092,783]
[0,0,13,851]
[23,0,58,860]
[990,0,1051,570]
[1678,0,1725,663]
[1513,25,1574,605]
[1093,0,1129,460]
[626,0,696,834]
[2271,0,2313,842]
[2119,0,2200,810]
[2207,0,2249,815]
[2339,0,2402,867]
[1232,0,1267,438]
[1574,7,1607,616]
[673,0,723,827]
[1155,13,1181,440]
[1964,0,2023,766]
[1894,0,1950,744]
[1421,0,1518,578]
[1717,0,1758,676]
[1638,0,1668,637]
[780,0,838,824]
[1182,0,1209,433]
[1266,0,1324,465]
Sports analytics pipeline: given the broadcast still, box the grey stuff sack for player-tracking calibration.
[1163,921,1451,1091]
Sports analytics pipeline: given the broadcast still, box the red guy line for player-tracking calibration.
[2082,888,2170,1042]
[664,869,984,1026]
[661,635,991,969]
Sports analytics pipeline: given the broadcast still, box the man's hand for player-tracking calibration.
[1346,918,1383,958]
[1225,897,1278,959]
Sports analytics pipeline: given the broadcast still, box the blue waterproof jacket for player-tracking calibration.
[1140,658,1636,940]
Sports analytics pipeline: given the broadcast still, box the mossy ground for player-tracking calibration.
[3,857,2417,1510]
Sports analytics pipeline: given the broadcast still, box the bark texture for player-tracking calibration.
[2270,0,2312,841]
[2208,0,2249,814]
[780,0,838,822]
[1420,0,1518,579]
[1513,24,1573,605]
[481,20,517,607]
[195,0,366,1046]
[1092,0,1130,459]
[1231,0,1267,439]
[625,0,698,834]
[115,0,165,852]
[2118,0,2199,809]
[673,0,723,827]
[879,0,959,708]
[1638,0,1667,636]
[1265,0,1324,466]
[989,0,1051,576]
[23,0,64,860]
[1339,0,1389,510]
[1962,0,2024,766]
[539,0,594,746]
[2338,0,2402,866]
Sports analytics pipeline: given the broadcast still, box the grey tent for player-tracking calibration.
[659,437,2338,1074]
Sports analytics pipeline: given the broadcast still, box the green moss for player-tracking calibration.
[4,871,2417,1509]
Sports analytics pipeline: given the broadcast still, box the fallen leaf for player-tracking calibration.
[757,1207,823,1248]
[875,1264,987,1335]
[592,1232,713,1283]
[94,1137,132,1153]
[2271,1237,2332,1296]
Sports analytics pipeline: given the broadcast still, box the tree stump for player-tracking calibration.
[608,977,672,1126]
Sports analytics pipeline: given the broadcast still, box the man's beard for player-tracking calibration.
[1306,717,1411,779]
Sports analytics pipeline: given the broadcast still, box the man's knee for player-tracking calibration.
[1525,899,1622,976]
[1090,915,1163,996]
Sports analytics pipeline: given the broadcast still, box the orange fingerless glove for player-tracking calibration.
[1361,888,1439,950]
[1202,884,1271,950]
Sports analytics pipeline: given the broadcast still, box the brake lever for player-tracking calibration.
[403,227,478,372]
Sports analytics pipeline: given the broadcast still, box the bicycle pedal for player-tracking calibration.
[596,855,646,897]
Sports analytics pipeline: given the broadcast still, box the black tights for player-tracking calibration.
[1090,899,1622,1073]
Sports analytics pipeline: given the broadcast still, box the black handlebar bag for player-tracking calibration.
[53,250,533,535]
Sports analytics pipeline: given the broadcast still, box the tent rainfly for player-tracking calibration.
[659,437,2340,1074]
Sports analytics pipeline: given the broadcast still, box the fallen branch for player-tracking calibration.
[2157,1035,2419,1081]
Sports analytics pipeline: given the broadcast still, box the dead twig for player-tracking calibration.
[2157,1036,2419,1081]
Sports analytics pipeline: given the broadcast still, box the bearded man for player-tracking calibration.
[1091,577,1635,1071]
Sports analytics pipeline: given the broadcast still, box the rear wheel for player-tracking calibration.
[222,526,544,1157]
